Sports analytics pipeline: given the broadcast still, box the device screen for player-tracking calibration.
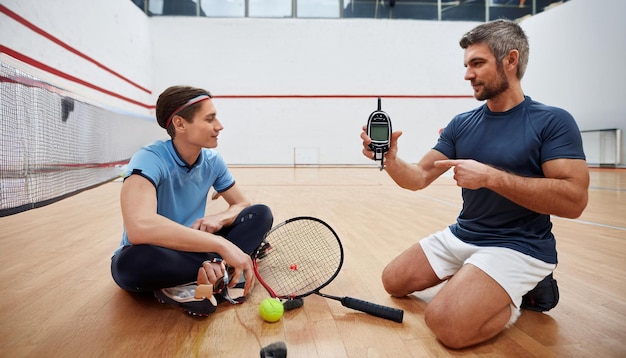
[370,124,389,141]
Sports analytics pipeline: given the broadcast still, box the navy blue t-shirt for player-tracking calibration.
[433,96,585,264]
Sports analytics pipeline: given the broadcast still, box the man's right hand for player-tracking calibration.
[217,240,255,295]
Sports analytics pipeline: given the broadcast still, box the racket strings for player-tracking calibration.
[257,219,342,297]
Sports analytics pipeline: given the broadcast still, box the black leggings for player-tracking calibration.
[111,204,273,292]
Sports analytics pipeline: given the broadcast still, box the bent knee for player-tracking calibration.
[381,262,441,297]
[424,304,474,349]
[381,264,414,297]
[424,302,512,349]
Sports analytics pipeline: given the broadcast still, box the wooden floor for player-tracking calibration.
[0,167,624,357]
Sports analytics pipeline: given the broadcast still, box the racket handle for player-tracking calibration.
[282,298,304,311]
[341,297,404,323]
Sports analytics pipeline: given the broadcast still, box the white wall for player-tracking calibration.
[521,0,626,164]
[522,0,626,132]
[0,0,154,113]
[1,0,624,165]
[149,18,479,164]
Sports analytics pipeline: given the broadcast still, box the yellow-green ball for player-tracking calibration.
[259,298,284,323]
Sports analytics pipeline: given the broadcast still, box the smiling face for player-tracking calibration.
[463,43,510,101]
[183,99,223,149]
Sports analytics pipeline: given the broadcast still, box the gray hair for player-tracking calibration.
[459,19,529,79]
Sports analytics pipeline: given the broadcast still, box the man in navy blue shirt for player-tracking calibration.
[361,19,589,348]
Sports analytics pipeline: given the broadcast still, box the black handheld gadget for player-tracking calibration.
[367,97,392,170]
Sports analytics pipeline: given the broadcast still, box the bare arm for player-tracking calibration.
[361,127,449,190]
[434,158,589,218]
[191,183,250,233]
[120,175,255,293]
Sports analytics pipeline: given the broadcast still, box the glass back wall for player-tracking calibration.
[132,0,569,21]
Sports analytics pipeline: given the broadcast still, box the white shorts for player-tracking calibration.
[419,227,556,308]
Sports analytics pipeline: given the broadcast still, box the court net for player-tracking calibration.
[0,61,158,216]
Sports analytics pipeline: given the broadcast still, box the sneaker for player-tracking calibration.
[521,273,560,312]
[154,282,218,316]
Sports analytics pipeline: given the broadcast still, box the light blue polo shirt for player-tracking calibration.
[114,140,234,255]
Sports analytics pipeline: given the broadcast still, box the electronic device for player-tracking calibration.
[367,97,392,170]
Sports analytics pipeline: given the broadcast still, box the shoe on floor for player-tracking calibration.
[154,282,218,316]
[521,273,560,312]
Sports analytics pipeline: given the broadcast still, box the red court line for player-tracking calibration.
[42,160,130,169]
[1,44,471,106]
[0,3,473,105]
[213,94,474,99]
[0,74,66,94]
[0,4,151,94]
[2,160,131,176]
[0,45,153,110]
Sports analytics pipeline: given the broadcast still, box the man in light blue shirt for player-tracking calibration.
[111,85,273,316]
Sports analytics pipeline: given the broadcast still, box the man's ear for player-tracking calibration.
[172,115,186,133]
[505,49,519,71]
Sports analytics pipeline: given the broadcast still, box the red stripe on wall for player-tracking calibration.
[1,42,472,107]
[0,45,153,109]
[38,160,131,170]
[213,94,473,99]
[0,4,151,94]
[0,4,474,106]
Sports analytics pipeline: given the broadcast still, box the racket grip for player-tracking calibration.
[282,298,304,311]
[341,297,404,323]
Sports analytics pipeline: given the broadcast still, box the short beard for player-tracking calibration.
[475,65,509,101]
